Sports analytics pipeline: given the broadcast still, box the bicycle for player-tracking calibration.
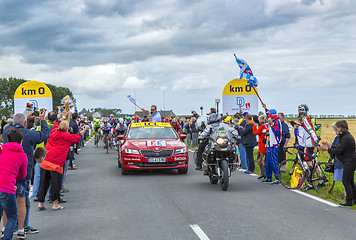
[278,144,329,193]
[94,132,99,147]
[104,136,109,154]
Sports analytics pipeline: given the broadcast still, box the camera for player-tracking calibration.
[33,107,40,117]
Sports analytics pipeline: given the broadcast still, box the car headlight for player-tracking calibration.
[124,148,140,155]
[216,137,228,147]
[175,147,187,154]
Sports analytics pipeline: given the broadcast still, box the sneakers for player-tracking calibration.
[25,226,39,234]
[262,178,272,183]
[257,175,265,179]
[244,170,252,174]
[17,231,26,239]
[271,180,280,185]
[61,188,70,193]
[318,182,326,188]
[68,166,78,170]
[1,231,3,238]
[339,201,353,207]
[195,166,202,171]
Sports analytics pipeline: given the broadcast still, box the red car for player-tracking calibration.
[117,122,189,175]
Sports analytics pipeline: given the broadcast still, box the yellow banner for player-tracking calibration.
[131,122,171,128]
[222,78,258,96]
[14,80,52,98]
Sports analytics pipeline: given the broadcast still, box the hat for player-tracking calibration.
[267,109,277,115]
[242,112,248,116]
[26,101,34,106]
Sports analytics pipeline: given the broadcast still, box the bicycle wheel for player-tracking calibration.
[279,159,305,189]
[311,162,334,193]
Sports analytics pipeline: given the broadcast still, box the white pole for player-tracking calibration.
[134,88,136,114]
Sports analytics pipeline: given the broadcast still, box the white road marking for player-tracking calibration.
[291,190,339,207]
[190,225,211,240]
[188,149,339,208]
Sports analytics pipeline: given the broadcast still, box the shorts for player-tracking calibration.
[16,178,30,198]
[94,127,100,132]
[300,147,314,162]
[334,168,343,182]
[102,130,111,135]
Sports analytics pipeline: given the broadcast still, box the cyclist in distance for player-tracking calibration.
[93,119,101,139]
[101,119,112,149]
[114,118,127,146]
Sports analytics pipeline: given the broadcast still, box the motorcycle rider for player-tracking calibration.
[195,113,239,170]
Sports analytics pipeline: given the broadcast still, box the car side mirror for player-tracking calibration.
[117,135,124,140]
[180,134,187,139]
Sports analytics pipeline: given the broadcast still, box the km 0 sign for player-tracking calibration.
[222,78,258,115]
[14,80,53,114]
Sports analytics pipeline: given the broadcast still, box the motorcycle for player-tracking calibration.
[195,127,237,191]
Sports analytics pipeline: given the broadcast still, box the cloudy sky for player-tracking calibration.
[1,0,355,115]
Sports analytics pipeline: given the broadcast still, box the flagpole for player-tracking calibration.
[252,87,264,106]
[134,88,136,114]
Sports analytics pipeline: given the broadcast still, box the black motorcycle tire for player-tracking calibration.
[194,150,199,166]
[220,160,229,191]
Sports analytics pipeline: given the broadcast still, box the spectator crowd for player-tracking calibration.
[0,103,91,240]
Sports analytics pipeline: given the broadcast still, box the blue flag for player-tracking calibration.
[234,55,258,88]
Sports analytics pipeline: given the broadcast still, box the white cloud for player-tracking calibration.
[122,76,149,89]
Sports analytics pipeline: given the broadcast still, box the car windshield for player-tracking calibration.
[127,127,178,140]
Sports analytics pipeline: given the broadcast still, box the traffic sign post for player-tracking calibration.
[222,78,258,115]
[14,80,53,114]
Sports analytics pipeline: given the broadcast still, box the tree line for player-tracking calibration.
[0,77,76,117]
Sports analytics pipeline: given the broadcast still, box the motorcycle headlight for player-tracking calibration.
[124,148,140,155]
[175,147,187,154]
[216,137,228,148]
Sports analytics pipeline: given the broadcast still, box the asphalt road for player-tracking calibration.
[27,140,356,240]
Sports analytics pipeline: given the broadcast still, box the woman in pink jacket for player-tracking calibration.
[38,112,89,210]
[0,129,27,240]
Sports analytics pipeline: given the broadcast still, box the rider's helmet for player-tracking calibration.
[208,113,221,124]
[103,118,108,123]
[298,104,309,114]
[172,118,177,123]
[110,114,114,117]
[118,118,124,125]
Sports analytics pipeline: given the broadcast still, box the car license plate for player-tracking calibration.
[148,158,167,163]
